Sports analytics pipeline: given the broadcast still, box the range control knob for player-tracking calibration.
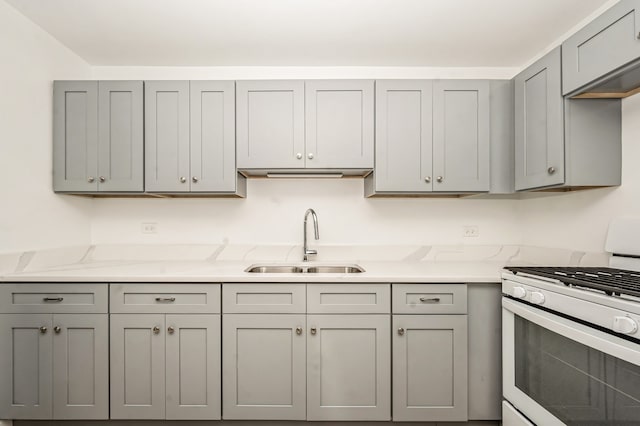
[613,316,638,335]
[512,286,527,299]
[530,292,546,305]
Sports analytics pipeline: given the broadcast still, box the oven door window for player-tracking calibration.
[515,315,640,425]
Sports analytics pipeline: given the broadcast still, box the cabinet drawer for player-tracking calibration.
[223,284,305,313]
[110,284,220,313]
[0,283,108,313]
[307,284,390,313]
[392,284,467,314]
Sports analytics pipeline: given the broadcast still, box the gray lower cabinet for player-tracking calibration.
[53,81,143,193]
[145,81,243,194]
[0,313,109,420]
[392,314,468,422]
[366,79,492,195]
[306,314,391,421]
[222,314,307,420]
[110,313,221,420]
[515,47,622,191]
[562,0,640,96]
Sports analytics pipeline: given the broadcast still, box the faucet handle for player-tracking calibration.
[305,249,317,256]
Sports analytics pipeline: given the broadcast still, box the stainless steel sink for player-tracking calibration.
[245,264,364,273]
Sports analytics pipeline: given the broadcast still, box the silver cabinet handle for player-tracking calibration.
[155,297,176,302]
[398,328,405,336]
[153,326,160,335]
[87,176,95,183]
[419,297,441,303]
[436,176,443,183]
[180,176,187,183]
[43,297,63,302]
[296,153,303,159]
[424,176,431,183]
[40,326,47,334]
[99,176,106,183]
[547,166,556,175]
[168,326,175,335]
[192,176,199,183]
[310,327,317,335]
[54,326,61,334]
[296,327,302,335]
[308,153,314,160]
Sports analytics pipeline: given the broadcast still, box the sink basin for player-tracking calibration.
[245,264,365,274]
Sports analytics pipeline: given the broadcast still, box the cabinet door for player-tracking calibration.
[110,314,166,419]
[305,80,374,169]
[433,80,490,192]
[393,315,468,422]
[145,81,190,192]
[165,314,221,420]
[374,80,433,192]
[514,47,565,191]
[222,314,306,420]
[307,315,391,421]
[52,314,108,419]
[190,81,236,192]
[0,314,53,419]
[97,81,144,192]
[236,80,305,169]
[562,0,640,95]
[53,81,98,192]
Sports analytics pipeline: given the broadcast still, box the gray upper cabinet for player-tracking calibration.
[433,80,490,192]
[145,81,190,192]
[53,81,98,192]
[236,80,305,169]
[562,0,640,96]
[371,80,433,193]
[53,81,143,193]
[366,79,496,196]
[190,81,237,192]
[515,48,622,191]
[305,80,374,169]
[515,47,565,190]
[98,81,144,192]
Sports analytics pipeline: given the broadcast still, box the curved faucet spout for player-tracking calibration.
[303,208,320,261]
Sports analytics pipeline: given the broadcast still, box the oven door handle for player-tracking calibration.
[502,298,640,366]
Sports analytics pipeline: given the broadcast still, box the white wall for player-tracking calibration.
[0,0,93,254]
[518,95,640,252]
[89,66,522,247]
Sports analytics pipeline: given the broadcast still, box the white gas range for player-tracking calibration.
[501,218,640,426]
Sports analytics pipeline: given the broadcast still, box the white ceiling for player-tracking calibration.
[5,0,612,67]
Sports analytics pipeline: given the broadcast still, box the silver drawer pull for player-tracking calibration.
[155,297,176,302]
[419,297,441,303]
[43,297,64,302]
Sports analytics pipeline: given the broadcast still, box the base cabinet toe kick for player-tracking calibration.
[0,282,501,423]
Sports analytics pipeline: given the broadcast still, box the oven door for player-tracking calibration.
[503,297,640,426]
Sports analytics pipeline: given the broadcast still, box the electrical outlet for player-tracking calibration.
[463,225,479,238]
[141,222,158,234]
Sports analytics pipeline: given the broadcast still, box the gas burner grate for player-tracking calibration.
[505,267,640,298]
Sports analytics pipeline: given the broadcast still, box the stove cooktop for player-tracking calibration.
[505,266,640,299]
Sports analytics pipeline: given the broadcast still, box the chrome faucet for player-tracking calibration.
[303,208,319,261]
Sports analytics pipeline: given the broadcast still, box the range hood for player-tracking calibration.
[239,169,372,178]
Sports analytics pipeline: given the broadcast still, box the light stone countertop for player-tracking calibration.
[0,244,610,284]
